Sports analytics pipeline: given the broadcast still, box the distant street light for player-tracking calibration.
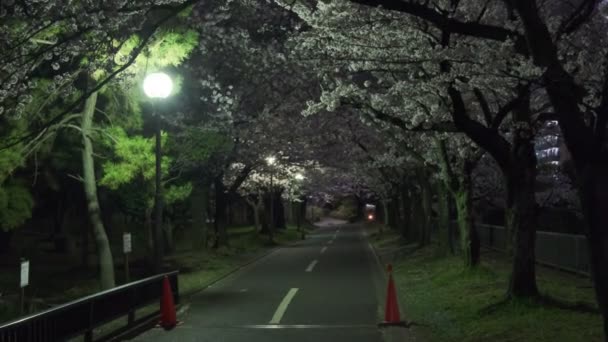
[266,156,276,242]
[266,156,276,166]
[144,72,173,273]
[294,173,305,238]
[308,195,314,223]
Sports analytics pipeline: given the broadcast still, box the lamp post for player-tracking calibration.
[143,72,173,273]
[266,156,276,242]
[294,173,304,239]
[308,195,314,223]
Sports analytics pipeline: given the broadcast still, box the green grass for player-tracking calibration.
[368,226,603,342]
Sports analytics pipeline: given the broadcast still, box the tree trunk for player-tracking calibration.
[410,198,423,245]
[434,138,460,256]
[580,163,608,338]
[190,181,210,250]
[164,218,174,253]
[454,183,479,268]
[436,182,452,256]
[81,92,115,290]
[244,195,262,233]
[407,191,420,242]
[419,172,433,246]
[261,192,276,239]
[390,195,402,231]
[275,190,286,229]
[400,185,411,239]
[53,191,68,253]
[81,221,90,269]
[355,195,364,221]
[382,200,390,228]
[447,197,455,255]
[449,160,480,267]
[505,165,538,297]
[261,201,269,231]
[144,206,154,253]
[506,90,539,298]
[287,201,294,225]
[213,177,228,247]
[254,202,261,232]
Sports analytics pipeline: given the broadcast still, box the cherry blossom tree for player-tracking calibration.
[346,0,608,333]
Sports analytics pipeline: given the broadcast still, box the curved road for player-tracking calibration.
[131,221,385,342]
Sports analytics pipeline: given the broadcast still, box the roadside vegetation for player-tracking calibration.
[369,225,603,342]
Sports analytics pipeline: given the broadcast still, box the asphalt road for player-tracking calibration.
[130,220,385,342]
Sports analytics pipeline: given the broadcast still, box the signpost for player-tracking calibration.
[123,233,131,283]
[20,259,29,314]
[122,232,136,323]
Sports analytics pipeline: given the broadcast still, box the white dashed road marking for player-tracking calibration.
[270,288,299,324]
[306,259,318,272]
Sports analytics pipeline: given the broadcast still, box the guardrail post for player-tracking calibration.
[128,311,135,324]
[85,297,94,342]
[128,285,135,325]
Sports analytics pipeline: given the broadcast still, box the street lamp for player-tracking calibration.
[266,156,276,242]
[143,72,173,273]
[308,195,314,223]
[265,156,276,166]
[143,73,173,99]
[294,173,304,238]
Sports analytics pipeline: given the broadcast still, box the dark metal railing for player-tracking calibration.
[0,271,179,342]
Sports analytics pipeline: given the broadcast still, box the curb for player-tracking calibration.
[362,227,411,342]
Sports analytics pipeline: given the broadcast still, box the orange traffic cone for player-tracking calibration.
[159,275,177,330]
[379,264,408,327]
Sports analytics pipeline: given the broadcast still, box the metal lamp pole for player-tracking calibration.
[153,109,163,273]
[266,156,276,243]
[269,170,274,241]
[294,173,304,239]
[144,72,173,273]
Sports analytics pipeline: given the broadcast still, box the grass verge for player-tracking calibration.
[368,225,603,342]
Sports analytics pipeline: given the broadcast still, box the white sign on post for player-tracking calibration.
[123,233,132,254]
[20,260,29,288]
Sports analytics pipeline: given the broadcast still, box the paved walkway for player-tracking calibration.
[130,222,385,342]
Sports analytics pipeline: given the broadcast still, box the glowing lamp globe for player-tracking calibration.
[143,72,173,99]
[266,156,276,165]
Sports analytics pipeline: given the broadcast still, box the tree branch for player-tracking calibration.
[346,0,524,43]
[448,86,510,171]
